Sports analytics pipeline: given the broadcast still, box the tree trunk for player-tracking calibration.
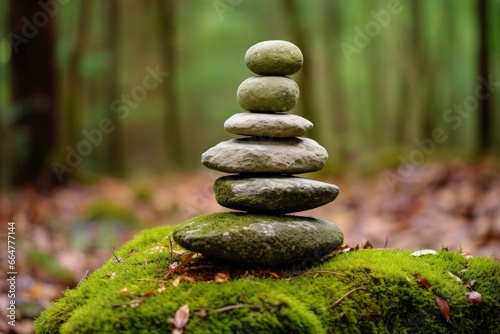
[477,0,491,153]
[413,1,435,139]
[8,0,59,190]
[104,0,126,177]
[282,0,319,140]
[322,1,349,160]
[158,0,183,168]
[66,0,92,160]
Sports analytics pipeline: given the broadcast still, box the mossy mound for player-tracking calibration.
[35,226,500,333]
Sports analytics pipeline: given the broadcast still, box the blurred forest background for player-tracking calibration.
[1,1,500,332]
[1,0,499,188]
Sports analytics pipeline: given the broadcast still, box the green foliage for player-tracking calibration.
[83,202,138,226]
[66,202,139,251]
[35,226,500,333]
[3,1,499,186]
[28,250,73,282]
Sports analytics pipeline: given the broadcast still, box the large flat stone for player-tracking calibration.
[224,112,313,137]
[214,175,339,214]
[237,76,299,112]
[173,212,344,265]
[245,40,303,76]
[201,137,328,174]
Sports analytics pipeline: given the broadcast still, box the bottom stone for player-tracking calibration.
[173,212,344,265]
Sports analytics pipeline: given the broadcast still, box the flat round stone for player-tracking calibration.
[201,137,328,174]
[224,112,313,137]
[173,212,344,265]
[214,175,339,214]
[245,40,303,75]
[237,76,299,112]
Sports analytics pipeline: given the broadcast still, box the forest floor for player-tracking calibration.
[1,158,499,333]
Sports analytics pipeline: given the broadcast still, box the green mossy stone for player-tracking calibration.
[245,40,303,75]
[237,76,299,112]
[172,212,344,265]
[35,226,500,333]
[213,175,340,214]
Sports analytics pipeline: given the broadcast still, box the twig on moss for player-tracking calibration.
[194,303,272,317]
[137,278,171,283]
[77,269,90,287]
[112,247,122,263]
[168,236,175,256]
[331,287,367,308]
[111,297,145,308]
[168,236,189,257]
[296,270,347,278]
[185,265,217,271]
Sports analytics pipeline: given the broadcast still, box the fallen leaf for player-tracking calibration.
[179,253,194,266]
[466,280,476,289]
[435,296,451,323]
[143,291,155,297]
[268,272,282,279]
[410,249,437,257]
[102,272,116,279]
[129,298,143,308]
[118,288,135,298]
[180,274,197,283]
[169,261,181,271]
[146,245,167,253]
[447,271,462,283]
[361,240,374,249]
[168,304,189,333]
[461,251,473,259]
[215,271,230,283]
[415,273,431,290]
[157,286,166,293]
[172,276,181,287]
[465,291,483,304]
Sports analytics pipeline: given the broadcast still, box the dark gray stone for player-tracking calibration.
[245,40,303,76]
[172,212,344,265]
[224,112,313,137]
[201,137,328,174]
[214,175,339,214]
[237,76,299,112]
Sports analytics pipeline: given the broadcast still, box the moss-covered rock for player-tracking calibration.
[35,226,500,333]
[172,212,344,265]
[213,175,339,214]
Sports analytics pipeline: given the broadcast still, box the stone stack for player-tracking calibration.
[173,40,344,265]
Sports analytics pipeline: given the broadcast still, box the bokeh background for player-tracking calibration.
[0,0,499,332]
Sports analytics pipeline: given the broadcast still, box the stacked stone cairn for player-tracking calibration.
[174,40,344,266]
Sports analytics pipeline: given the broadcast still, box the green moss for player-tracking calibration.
[35,226,500,333]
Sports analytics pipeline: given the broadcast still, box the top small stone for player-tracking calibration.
[245,40,303,76]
